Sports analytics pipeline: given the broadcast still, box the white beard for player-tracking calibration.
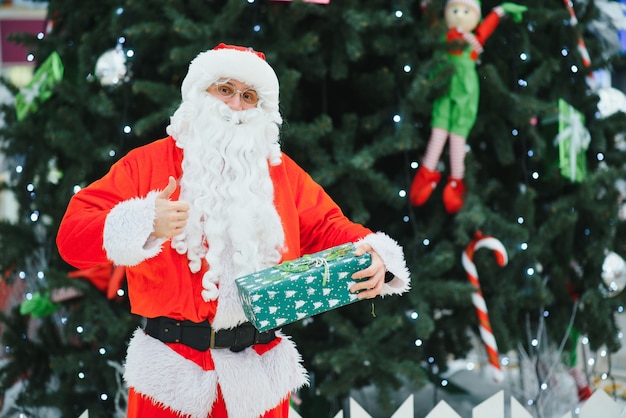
[166,95,285,328]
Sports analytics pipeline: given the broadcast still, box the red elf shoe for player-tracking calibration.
[442,177,465,214]
[409,166,441,206]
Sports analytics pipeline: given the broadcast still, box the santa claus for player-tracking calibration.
[57,43,410,418]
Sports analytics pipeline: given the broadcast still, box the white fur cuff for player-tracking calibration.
[356,232,411,296]
[103,191,164,266]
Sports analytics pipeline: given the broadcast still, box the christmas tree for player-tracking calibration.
[1,0,626,417]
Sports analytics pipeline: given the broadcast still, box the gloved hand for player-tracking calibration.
[500,2,528,23]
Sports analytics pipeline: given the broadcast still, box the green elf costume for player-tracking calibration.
[410,0,527,213]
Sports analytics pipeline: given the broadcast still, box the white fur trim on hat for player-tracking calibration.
[180,44,279,113]
[446,0,481,17]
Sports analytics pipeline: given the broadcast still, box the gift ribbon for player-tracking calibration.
[555,99,590,181]
[275,244,353,286]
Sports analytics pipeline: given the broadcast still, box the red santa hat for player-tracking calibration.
[180,43,279,112]
[445,0,481,17]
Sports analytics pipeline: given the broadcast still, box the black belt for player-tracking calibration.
[144,317,276,352]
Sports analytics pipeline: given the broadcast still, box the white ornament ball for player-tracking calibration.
[95,48,127,86]
[601,251,626,297]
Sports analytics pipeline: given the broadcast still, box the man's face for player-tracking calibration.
[206,79,259,111]
[444,2,480,32]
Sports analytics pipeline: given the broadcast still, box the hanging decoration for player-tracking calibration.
[562,0,595,89]
[589,0,626,57]
[554,98,590,183]
[596,86,626,118]
[95,46,128,87]
[461,231,508,382]
[14,51,64,121]
[409,1,527,214]
[600,251,626,298]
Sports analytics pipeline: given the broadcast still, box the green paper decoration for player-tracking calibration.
[20,291,60,318]
[15,51,64,121]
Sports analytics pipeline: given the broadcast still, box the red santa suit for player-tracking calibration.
[56,45,410,418]
[57,45,409,418]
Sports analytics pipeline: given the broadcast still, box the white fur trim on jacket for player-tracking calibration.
[124,329,309,418]
[356,232,411,295]
[103,191,165,266]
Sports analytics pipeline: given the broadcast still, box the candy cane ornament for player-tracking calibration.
[563,0,595,89]
[462,231,508,382]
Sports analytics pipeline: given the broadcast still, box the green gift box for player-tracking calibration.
[235,243,371,332]
[555,98,590,183]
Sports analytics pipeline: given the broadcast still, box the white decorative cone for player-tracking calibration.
[349,397,373,418]
[391,394,414,418]
[579,390,622,418]
[511,396,532,418]
[473,390,504,418]
[425,400,462,418]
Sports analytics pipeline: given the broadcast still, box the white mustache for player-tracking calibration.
[216,102,263,125]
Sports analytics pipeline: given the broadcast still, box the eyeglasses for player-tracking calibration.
[209,82,259,105]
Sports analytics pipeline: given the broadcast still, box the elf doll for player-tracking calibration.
[410,0,527,213]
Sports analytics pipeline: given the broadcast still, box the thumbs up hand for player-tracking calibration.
[152,176,190,239]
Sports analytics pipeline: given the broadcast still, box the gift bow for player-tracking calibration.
[555,99,591,181]
[275,244,354,286]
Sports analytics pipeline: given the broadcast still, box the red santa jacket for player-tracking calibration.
[56,136,410,418]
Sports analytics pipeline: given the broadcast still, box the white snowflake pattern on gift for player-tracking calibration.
[275,318,288,327]
[269,306,278,314]
[284,290,297,298]
[306,287,316,295]
[338,272,350,279]
[259,320,270,329]
[313,302,323,310]
[328,299,341,307]
[267,291,278,299]
[322,288,331,296]
[295,301,306,309]
[251,294,263,302]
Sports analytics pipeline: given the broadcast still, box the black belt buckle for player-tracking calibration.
[231,323,257,352]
